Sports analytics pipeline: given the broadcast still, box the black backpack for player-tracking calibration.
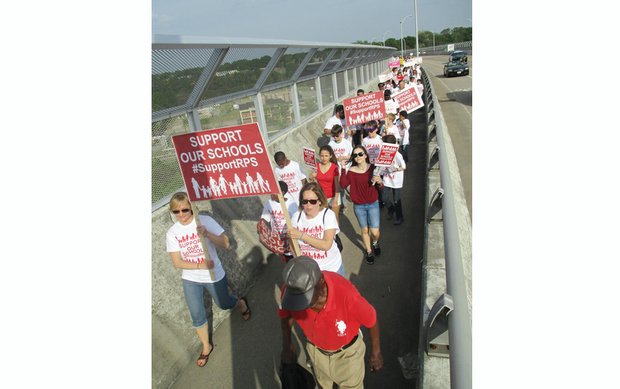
[297,209,343,252]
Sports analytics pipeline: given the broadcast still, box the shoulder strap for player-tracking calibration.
[297,211,302,223]
[322,208,328,224]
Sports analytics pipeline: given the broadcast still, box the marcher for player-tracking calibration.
[361,121,383,165]
[397,110,410,163]
[328,124,353,212]
[309,145,341,223]
[339,146,383,264]
[383,89,399,115]
[279,257,384,389]
[323,104,348,140]
[328,124,353,167]
[274,151,308,206]
[287,182,345,275]
[165,192,251,367]
[381,135,406,225]
[259,181,298,262]
[351,89,366,146]
[382,113,401,144]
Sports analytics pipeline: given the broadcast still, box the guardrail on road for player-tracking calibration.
[419,66,472,389]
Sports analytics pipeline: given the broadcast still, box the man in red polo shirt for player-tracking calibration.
[279,256,383,388]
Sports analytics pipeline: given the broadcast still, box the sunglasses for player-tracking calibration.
[172,208,191,214]
[353,152,365,158]
[301,199,319,205]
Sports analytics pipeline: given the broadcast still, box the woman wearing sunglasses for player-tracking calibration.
[339,146,383,265]
[287,182,345,276]
[165,192,251,367]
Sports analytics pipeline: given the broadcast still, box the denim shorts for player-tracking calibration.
[182,277,238,328]
[353,200,380,229]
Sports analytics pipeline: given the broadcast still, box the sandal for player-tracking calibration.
[196,344,214,367]
[240,297,252,321]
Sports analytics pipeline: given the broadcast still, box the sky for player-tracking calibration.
[152,0,472,44]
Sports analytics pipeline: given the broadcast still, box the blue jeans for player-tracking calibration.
[182,277,238,328]
[353,200,380,229]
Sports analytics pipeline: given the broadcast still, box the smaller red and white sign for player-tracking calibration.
[388,59,400,69]
[392,86,425,114]
[303,147,317,171]
[343,91,386,127]
[374,144,400,167]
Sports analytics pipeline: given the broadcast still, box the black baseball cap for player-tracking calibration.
[281,256,322,311]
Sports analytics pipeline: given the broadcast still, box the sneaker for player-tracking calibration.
[365,251,375,265]
[372,242,381,256]
[393,218,403,225]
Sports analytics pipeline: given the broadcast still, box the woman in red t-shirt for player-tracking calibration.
[309,145,341,223]
[339,145,383,265]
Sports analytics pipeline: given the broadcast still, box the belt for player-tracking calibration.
[308,334,359,356]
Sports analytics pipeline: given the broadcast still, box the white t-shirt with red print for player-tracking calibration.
[274,160,307,205]
[362,136,384,164]
[291,208,342,272]
[382,151,406,189]
[165,214,226,283]
[260,194,298,234]
[328,138,353,162]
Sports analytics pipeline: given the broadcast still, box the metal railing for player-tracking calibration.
[421,66,472,389]
[151,35,396,208]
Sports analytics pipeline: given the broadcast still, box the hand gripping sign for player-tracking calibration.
[303,147,317,171]
[172,123,279,202]
[374,144,400,167]
[343,91,386,127]
[257,218,287,254]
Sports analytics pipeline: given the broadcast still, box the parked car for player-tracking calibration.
[448,50,467,63]
[443,61,469,77]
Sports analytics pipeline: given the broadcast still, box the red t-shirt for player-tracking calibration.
[278,272,377,350]
[315,162,339,199]
[339,164,380,205]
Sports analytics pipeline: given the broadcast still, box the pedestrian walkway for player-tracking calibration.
[168,106,429,389]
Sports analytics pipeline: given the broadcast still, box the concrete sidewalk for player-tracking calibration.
[167,108,428,389]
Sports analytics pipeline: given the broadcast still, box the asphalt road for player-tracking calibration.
[420,55,472,220]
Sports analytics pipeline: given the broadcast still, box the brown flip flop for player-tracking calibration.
[196,344,214,367]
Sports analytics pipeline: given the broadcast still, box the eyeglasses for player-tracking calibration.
[353,152,365,158]
[172,208,191,214]
[301,199,319,205]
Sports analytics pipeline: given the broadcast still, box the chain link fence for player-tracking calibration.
[152,37,396,208]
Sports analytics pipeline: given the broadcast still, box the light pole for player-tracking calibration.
[413,0,419,58]
[432,32,435,54]
[400,14,413,57]
[382,30,392,47]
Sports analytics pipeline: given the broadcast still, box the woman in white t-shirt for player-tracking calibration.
[165,192,251,368]
[287,182,345,276]
[380,135,407,225]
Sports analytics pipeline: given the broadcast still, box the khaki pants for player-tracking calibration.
[306,335,366,389]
